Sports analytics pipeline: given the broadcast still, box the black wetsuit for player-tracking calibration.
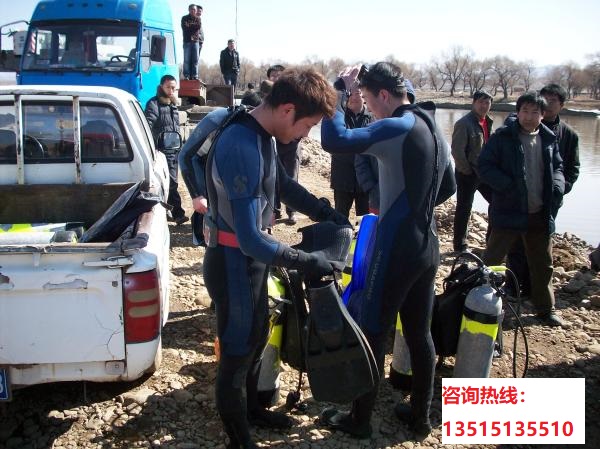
[180,109,347,447]
[321,98,456,425]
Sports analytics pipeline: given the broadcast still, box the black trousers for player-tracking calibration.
[334,189,369,218]
[352,218,440,426]
[453,170,491,251]
[204,246,270,446]
[165,153,186,219]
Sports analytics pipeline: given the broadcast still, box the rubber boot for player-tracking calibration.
[221,413,257,449]
[394,402,432,442]
[319,406,372,439]
[248,407,293,429]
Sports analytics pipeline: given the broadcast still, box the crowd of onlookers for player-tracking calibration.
[148,44,588,444]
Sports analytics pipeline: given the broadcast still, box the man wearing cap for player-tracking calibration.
[451,90,494,253]
[319,62,456,442]
[220,39,240,90]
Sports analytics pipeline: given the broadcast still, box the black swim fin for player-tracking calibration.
[305,279,378,404]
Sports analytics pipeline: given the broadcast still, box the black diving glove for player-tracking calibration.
[293,249,334,280]
[312,197,351,226]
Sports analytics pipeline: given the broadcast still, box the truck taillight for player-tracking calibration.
[123,270,161,343]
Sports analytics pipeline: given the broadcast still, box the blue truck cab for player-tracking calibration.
[18,0,177,109]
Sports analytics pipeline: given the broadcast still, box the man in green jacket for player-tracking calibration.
[451,90,493,252]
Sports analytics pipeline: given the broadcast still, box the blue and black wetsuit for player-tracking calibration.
[321,99,456,425]
[184,110,343,447]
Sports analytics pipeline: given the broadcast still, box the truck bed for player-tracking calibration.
[0,182,136,228]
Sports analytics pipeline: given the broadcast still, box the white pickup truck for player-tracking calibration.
[0,85,174,401]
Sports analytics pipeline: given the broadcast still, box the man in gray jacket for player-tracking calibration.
[451,90,493,252]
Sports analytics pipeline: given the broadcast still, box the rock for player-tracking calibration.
[47,410,65,420]
[84,419,104,431]
[574,359,586,368]
[588,344,600,355]
[172,389,194,403]
[564,278,586,293]
[119,388,157,406]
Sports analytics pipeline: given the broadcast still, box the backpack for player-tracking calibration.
[431,256,489,357]
[181,105,248,246]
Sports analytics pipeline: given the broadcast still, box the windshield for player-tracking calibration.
[22,21,139,72]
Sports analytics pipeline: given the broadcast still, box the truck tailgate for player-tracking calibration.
[0,251,126,364]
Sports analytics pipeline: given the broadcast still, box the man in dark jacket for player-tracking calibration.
[507,84,581,297]
[330,88,373,218]
[540,84,580,194]
[451,90,494,252]
[219,39,240,90]
[181,4,203,80]
[478,92,565,327]
[145,75,188,225]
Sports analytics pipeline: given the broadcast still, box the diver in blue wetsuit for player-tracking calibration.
[319,62,456,441]
[179,69,347,449]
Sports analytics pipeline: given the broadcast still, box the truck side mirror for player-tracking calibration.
[160,131,181,151]
[150,35,166,63]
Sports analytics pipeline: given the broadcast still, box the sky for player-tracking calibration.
[2,0,600,69]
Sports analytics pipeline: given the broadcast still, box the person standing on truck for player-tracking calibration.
[181,4,202,80]
[145,75,189,225]
[219,39,240,91]
[179,69,349,448]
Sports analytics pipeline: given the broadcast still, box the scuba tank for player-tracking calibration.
[256,271,288,407]
[453,268,504,378]
[388,313,412,391]
[341,237,356,290]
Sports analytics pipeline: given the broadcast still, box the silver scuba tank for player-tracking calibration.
[388,313,412,391]
[453,270,503,378]
[257,273,286,407]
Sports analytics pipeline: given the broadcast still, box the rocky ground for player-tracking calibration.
[1,138,599,449]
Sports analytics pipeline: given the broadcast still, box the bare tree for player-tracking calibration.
[326,57,346,82]
[434,46,471,96]
[425,63,442,91]
[464,58,490,96]
[519,60,536,92]
[411,66,428,89]
[489,56,521,99]
[583,52,600,99]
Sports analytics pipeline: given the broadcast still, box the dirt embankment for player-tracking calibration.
[1,137,598,449]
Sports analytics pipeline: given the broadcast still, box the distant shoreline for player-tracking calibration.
[415,88,600,116]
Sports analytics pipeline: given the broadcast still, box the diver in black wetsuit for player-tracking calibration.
[179,69,348,449]
[319,62,456,441]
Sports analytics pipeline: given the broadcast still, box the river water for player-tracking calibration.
[310,109,600,246]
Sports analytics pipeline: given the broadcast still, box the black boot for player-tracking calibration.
[319,406,372,439]
[394,402,432,442]
[248,407,293,429]
[221,413,257,449]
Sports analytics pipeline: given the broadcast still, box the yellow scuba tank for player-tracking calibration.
[453,268,504,378]
[388,313,412,391]
[341,235,356,289]
[256,271,287,407]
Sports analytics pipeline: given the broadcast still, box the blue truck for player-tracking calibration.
[16,0,179,109]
